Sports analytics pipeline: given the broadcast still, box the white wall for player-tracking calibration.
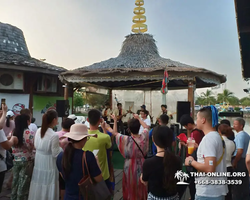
[112,90,188,123]
[0,93,29,115]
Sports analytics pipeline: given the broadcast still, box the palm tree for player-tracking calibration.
[201,90,214,105]
[217,89,234,105]
[195,96,205,105]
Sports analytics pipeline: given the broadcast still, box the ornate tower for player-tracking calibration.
[131,0,147,33]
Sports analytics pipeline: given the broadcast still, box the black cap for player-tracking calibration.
[141,105,146,110]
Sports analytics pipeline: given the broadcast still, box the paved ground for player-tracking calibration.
[0,169,190,200]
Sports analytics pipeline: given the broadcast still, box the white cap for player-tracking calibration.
[6,111,14,117]
[67,114,77,121]
[75,116,85,124]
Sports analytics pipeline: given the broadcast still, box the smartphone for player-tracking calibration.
[1,98,5,105]
[0,98,5,110]
[93,149,99,156]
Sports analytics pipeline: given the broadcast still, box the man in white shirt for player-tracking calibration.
[185,106,228,199]
[138,105,151,121]
[139,110,151,134]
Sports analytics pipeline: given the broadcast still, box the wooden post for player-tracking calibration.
[29,81,34,115]
[143,90,146,105]
[64,84,68,100]
[72,87,74,114]
[109,89,112,109]
[150,90,152,117]
[188,80,196,119]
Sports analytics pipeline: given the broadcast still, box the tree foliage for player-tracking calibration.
[228,96,240,106]
[196,89,239,106]
[73,92,85,107]
[86,93,109,108]
[240,97,250,107]
[195,97,205,105]
[217,89,234,104]
[200,90,215,105]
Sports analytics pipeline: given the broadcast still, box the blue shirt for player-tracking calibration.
[234,131,250,158]
[56,149,101,200]
[149,128,176,156]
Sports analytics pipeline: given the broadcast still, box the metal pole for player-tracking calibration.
[162,86,168,105]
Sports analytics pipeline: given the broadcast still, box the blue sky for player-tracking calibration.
[0,0,247,98]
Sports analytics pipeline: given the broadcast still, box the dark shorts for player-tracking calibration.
[0,171,5,193]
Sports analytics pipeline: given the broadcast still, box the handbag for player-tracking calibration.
[78,151,111,200]
[5,150,14,171]
[131,136,147,159]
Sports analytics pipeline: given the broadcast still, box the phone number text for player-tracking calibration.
[194,180,242,185]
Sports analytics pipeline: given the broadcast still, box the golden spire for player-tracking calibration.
[131,0,147,33]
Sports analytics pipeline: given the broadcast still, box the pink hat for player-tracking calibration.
[63,124,97,141]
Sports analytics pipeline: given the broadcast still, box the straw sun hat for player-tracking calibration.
[63,124,97,141]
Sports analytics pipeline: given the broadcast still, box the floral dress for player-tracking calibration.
[11,129,35,200]
[116,129,149,200]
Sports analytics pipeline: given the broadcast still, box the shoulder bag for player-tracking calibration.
[131,136,147,159]
[78,151,111,200]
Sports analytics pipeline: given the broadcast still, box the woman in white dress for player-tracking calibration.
[28,110,62,200]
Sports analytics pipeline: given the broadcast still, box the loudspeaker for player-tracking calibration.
[177,101,190,123]
[56,100,70,117]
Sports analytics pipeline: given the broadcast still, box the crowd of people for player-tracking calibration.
[0,103,250,200]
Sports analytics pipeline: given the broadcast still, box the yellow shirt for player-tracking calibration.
[83,130,112,180]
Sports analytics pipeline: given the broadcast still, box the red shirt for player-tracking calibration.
[186,129,204,157]
[191,129,204,146]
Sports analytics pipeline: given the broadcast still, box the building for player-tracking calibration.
[0,22,72,126]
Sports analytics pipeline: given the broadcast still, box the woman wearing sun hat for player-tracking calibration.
[56,124,103,200]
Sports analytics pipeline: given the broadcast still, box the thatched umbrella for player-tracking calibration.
[59,33,226,117]
[59,33,226,89]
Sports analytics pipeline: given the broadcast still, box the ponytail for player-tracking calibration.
[41,110,58,138]
[62,140,75,179]
[153,126,181,193]
[163,149,180,193]
[6,116,10,127]
[41,114,49,138]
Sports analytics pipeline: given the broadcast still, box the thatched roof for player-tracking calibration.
[60,33,226,90]
[0,22,66,74]
[234,0,250,79]
[0,51,66,73]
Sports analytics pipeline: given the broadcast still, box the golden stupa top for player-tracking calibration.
[131,0,148,33]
